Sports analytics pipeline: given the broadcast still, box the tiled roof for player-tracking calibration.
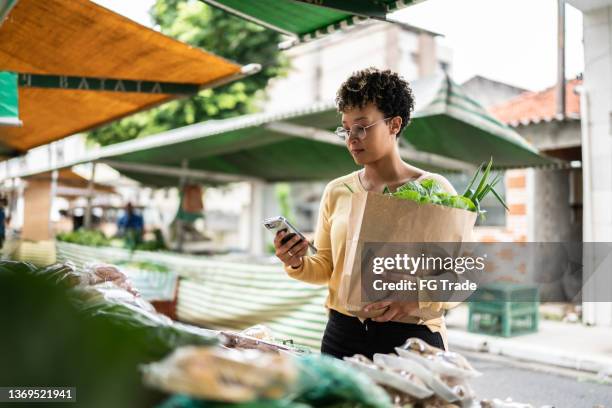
[489,79,581,127]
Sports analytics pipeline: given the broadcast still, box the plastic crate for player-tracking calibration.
[468,283,539,337]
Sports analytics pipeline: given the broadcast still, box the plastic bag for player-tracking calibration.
[295,354,392,408]
[395,338,481,379]
[240,324,275,341]
[83,262,140,296]
[373,353,475,404]
[343,354,433,400]
[143,346,298,403]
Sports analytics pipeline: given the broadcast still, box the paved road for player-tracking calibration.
[465,351,612,407]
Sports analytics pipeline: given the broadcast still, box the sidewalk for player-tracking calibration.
[445,305,612,376]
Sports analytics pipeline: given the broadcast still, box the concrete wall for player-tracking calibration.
[461,76,527,108]
[22,179,52,241]
[528,168,582,242]
[575,3,612,326]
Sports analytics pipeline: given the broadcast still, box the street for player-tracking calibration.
[466,351,612,407]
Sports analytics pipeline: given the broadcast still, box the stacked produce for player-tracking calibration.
[143,346,393,408]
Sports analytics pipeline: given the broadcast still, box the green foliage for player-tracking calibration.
[386,160,505,219]
[87,0,288,146]
[276,183,295,224]
[56,229,111,247]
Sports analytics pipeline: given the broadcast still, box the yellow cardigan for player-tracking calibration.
[284,170,461,350]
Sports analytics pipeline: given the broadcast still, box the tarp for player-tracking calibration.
[0,71,20,128]
[201,0,424,43]
[0,0,246,153]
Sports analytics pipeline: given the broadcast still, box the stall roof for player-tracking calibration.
[201,0,429,44]
[0,0,249,154]
[2,74,558,186]
[25,169,116,198]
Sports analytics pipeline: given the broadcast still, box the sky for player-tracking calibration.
[93,0,584,92]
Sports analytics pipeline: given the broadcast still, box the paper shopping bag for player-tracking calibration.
[338,191,477,318]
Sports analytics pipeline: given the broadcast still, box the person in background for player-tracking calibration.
[117,202,144,248]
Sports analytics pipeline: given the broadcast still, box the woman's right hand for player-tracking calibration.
[274,230,309,268]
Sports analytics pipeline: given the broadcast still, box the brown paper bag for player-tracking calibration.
[339,191,477,318]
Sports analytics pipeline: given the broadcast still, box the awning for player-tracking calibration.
[200,0,425,44]
[90,102,471,186]
[2,74,557,185]
[0,71,20,127]
[24,169,116,198]
[405,74,551,168]
[0,0,252,154]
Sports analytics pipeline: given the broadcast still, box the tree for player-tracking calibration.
[87,0,287,146]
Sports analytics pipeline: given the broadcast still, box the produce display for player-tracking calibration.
[2,260,538,408]
[56,228,166,251]
[56,229,112,247]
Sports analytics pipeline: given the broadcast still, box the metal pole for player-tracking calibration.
[556,0,566,119]
[176,159,188,252]
[84,162,96,229]
[49,169,58,236]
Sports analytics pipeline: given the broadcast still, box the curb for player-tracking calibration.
[448,329,612,376]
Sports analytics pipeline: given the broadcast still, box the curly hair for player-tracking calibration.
[335,67,415,137]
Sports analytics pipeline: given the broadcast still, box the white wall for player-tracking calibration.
[578,5,612,326]
[262,22,452,112]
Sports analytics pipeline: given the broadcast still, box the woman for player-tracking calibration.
[274,68,457,359]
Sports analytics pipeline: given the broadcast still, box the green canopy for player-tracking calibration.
[7,74,556,186]
[0,71,21,127]
[0,0,18,25]
[406,74,550,168]
[200,0,422,43]
[92,108,466,186]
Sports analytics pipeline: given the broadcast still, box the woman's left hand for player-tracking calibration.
[364,301,419,322]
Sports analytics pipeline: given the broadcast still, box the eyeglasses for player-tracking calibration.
[334,117,392,141]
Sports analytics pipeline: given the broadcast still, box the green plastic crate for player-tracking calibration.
[468,283,539,337]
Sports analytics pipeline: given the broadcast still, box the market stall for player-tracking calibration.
[0,259,537,407]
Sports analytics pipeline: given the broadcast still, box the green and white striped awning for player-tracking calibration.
[200,0,424,44]
[406,74,549,168]
[0,71,21,127]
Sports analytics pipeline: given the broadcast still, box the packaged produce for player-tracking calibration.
[343,354,433,399]
[142,346,297,402]
[395,338,481,379]
[83,262,140,296]
[294,354,392,408]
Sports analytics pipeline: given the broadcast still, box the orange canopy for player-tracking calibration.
[0,0,243,153]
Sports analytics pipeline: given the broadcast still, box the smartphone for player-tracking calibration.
[263,216,318,255]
